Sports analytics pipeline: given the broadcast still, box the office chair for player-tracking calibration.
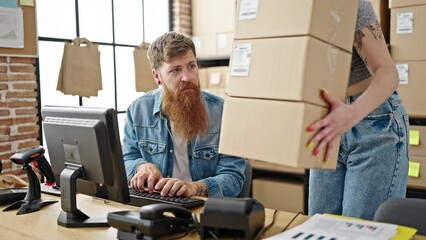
[237,161,252,198]
[373,198,426,235]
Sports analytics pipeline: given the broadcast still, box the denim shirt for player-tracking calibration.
[123,88,246,197]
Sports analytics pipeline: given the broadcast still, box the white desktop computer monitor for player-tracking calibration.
[41,105,130,228]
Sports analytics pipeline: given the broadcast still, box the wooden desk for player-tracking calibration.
[0,194,308,240]
[0,194,424,240]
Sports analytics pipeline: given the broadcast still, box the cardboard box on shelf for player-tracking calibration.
[198,68,208,89]
[389,0,426,8]
[216,32,234,57]
[409,125,426,156]
[203,88,227,99]
[407,155,426,190]
[371,0,390,43]
[192,0,236,35]
[193,32,234,58]
[395,61,426,117]
[390,4,426,61]
[192,34,217,58]
[234,0,358,52]
[227,36,351,107]
[206,66,229,89]
[219,97,339,170]
[252,177,305,213]
[248,159,306,175]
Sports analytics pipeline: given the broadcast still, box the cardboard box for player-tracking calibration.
[248,159,305,175]
[390,5,426,61]
[252,177,304,213]
[193,32,234,58]
[216,32,234,57]
[192,34,217,58]
[219,97,339,169]
[234,0,358,53]
[407,155,426,190]
[198,68,208,89]
[395,61,426,117]
[206,66,229,89]
[192,0,236,35]
[204,88,226,99]
[371,0,390,43]
[389,0,426,8]
[227,37,351,107]
[409,125,426,156]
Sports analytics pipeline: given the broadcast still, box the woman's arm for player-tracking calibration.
[306,21,399,161]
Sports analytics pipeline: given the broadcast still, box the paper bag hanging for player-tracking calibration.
[57,37,102,97]
[134,42,157,92]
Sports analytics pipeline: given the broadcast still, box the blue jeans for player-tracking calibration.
[308,91,409,220]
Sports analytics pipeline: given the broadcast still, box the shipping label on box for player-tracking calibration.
[395,61,426,117]
[234,0,358,52]
[219,97,339,169]
[227,37,351,107]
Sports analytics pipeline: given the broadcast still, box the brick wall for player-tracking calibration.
[0,56,40,178]
[173,0,192,35]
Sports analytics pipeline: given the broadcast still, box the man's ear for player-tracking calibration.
[152,69,162,86]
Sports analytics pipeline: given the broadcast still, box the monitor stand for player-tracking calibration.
[57,163,108,228]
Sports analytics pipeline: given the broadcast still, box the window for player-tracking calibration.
[37,0,171,144]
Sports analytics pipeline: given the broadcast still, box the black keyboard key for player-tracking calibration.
[128,188,204,209]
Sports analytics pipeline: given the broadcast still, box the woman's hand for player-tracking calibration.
[306,89,358,161]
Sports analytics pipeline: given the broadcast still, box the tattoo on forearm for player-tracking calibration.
[354,30,365,52]
[367,21,383,40]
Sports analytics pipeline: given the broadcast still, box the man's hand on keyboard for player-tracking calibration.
[155,178,207,197]
[131,163,162,192]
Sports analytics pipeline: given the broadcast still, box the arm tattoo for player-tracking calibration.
[367,21,384,40]
[354,30,365,52]
[354,21,383,66]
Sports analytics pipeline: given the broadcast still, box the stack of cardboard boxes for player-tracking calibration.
[217,0,358,213]
[219,0,358,170]
[191,0,235,58]
[389,0,426,190]
[390,0,426,117]
[192,0,235,98]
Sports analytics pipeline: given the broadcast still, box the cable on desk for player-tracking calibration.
[207,228,221,240]
[257,209,279,239]
[281,211,303,232]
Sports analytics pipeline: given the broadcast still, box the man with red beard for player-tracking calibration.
[123,32,246,198]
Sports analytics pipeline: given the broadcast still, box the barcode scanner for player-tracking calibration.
[3,146,58,215]
[10,145,55,184]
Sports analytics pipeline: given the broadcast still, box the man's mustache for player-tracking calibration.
[176,82,198,93]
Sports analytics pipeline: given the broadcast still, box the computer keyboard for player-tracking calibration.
[128,188,205,209]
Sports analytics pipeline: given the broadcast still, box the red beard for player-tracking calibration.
[162,82,208,141]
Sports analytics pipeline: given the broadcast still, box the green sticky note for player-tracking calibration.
[408,161,420,178]
[409,130,420,146]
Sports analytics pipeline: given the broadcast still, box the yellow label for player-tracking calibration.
[409,130,420,146]
[408,161,420,178]
[20,0,34,6]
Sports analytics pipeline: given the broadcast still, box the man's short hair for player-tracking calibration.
[147,31,196,70]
